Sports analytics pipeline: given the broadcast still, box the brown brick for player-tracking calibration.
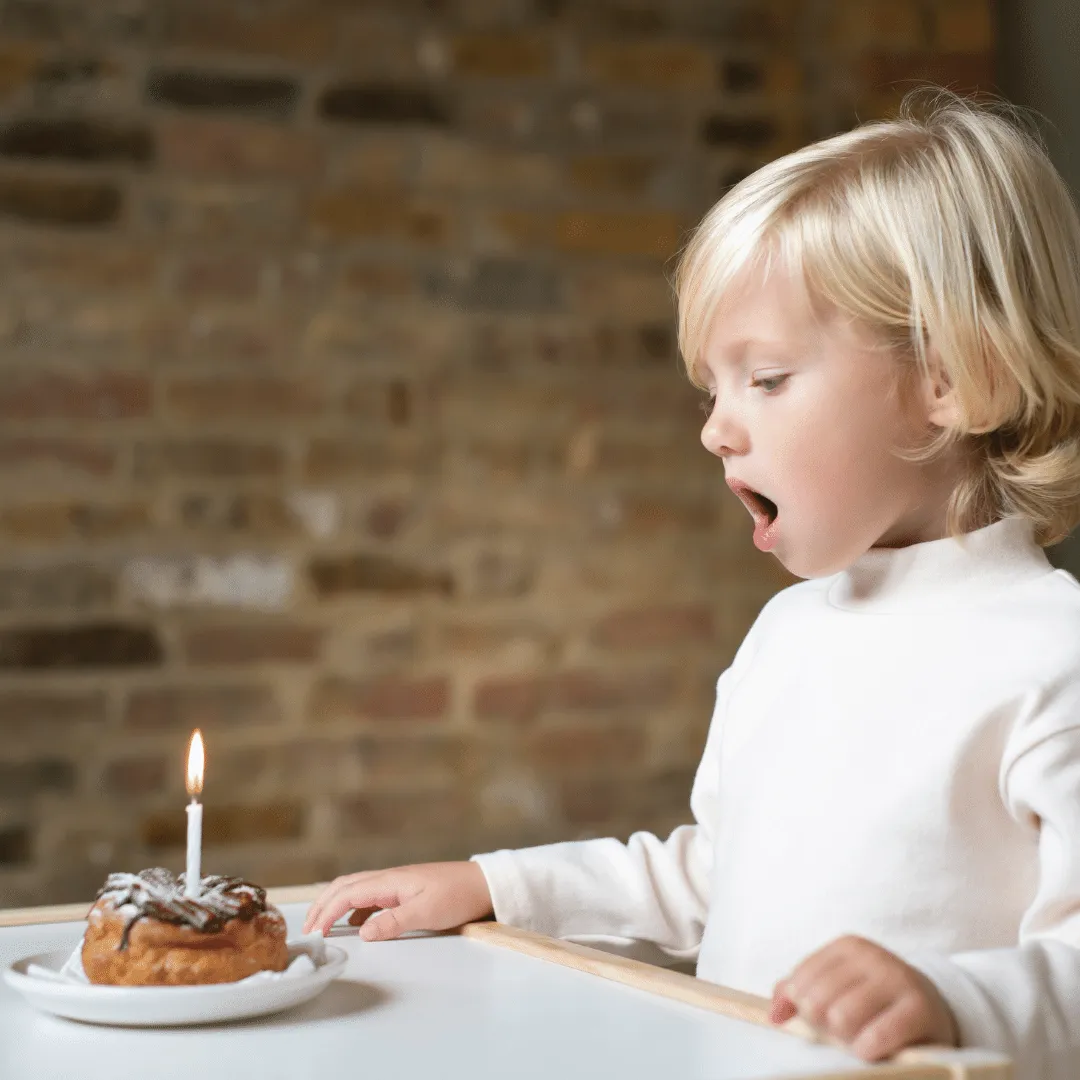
[593,604,714,648]
[582,41,714,90]
[415,139,559,197]
[133,440,284,481]
[124,684,281,732]
[0,759,75,795]
[0,175,121,226]
[528,724,646,770]
[0,825,31,865]
[142,802,304,848]
[310,189,451,245]
[183,625,321,666]
[474,667,676,723]
[18,242,158,291]
[0,690,107,733]
[0,118,153,163]
[354,734,470,785]
[700,114,777,148]
[933,1,993,51]
[103,756,166,795]
[343,379,416,424]
[559,766,694,828]
[862,50,992,93]
[338,789,467,837]
[0,622,163,669]
[158,116,322,180]
[319,82,450,125]
[365,499,410,539]
[0,564,115,610]
[146,69,299,119]
[177,493,300,536]
[0,437,115,477]
[619,494,717,531]
[0,372,150,421]
[309,675,450,723]
[165,377,320,420]
[0,500,150,543]
[568,154,662,197]
[304,436,432,480]
[308,554,452,597]
[140,183,298,240]
[831,0,925,50]
[450,32,555,77]
[0,43,41,100]
[172,254,263,302]
[163,10,335,63]
[495,209,686,259]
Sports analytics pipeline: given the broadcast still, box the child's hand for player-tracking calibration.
[769,934,958,1062]
[301,861,494,940]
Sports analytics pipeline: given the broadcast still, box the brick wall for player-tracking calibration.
[0,0,993,906]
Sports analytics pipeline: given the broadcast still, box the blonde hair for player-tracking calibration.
[673,87,1080,547]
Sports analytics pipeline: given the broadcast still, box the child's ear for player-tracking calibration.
[920,355,963,430]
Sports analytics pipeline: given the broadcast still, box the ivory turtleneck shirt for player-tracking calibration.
[472,516,1080,1080]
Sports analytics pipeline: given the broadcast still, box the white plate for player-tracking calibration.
[2,941,348,1027]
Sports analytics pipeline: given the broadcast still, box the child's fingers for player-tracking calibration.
[303,873,380,934]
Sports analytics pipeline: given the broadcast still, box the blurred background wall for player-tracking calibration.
[0,0,1000,906]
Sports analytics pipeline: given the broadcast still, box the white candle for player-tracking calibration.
[184,729,205,899]
[185,798,202,898]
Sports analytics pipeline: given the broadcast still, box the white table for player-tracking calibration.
[0,894,1012,1080]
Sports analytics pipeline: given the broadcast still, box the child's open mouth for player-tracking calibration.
[726,480,780,551]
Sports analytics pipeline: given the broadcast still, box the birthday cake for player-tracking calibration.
[81,868,289,986]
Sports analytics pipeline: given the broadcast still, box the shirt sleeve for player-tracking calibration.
[899,706,1080,1080]
[469,664,735,966]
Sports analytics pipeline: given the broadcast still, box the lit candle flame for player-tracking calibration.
[186,729,204,799]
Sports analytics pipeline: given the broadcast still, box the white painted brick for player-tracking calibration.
[123,554,294,610]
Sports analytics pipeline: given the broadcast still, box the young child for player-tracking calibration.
[304,89,1080,1078]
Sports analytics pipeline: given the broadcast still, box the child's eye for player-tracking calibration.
[752,374,788,393]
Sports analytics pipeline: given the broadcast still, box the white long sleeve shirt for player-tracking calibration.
[472,515,1080,1080]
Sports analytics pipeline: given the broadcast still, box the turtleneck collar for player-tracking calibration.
[826,515,1054,612]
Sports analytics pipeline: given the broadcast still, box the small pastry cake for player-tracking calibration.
[82,868,289,986]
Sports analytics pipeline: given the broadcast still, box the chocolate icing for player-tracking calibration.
[91,867,271,951]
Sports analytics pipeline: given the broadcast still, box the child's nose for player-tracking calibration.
[700,400,747,458]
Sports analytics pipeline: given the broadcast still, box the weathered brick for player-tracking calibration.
[616,494,717,531]
[163,10,335,63]
[174,309,291,365]
[343,379,415,425]
[0,437,115,477]
[103,755,167,795]
[183,624,321,666]
[165,377,320,420]
[415,138,559,197]
[0,622,163,669]
[309,553,453,597]
[0,759,75,796]
[0,825,31,865]
[171,253,263,302]
[593,604,714,648]
[309,675,450,723]
[338,789,467,836]
[426,257,560,312]
[0,117,153,163]
[318,82,450,125]
[0,564,115,609]
[365,498,411,539]
[450,32,555,77]
[933,1,993,51]
[559,766,694,827]
[133,440,284,481]
[28,55,130,110]
[568,153,662,197]
[0,42,40,100]
[528,724,646,769]
[304,436,432,480]
[495,209,686,259]
[0,371,150,421]
[17,241,158,290]
[582,41,714,90]
[158,116,322,180]
[722,58,765,92]
[861,51,992,93]
[39,528,127,590]
[124,684,281,731]
[178,493,300,536]
[310,189,452,245]
[142,802,304,848]
[124,553,293,611]
[0,690,107,733]
[146,69,299,119]
[140,182,298,239]
[474,667,675,723]
[831,0,925,50]
[700,114,777,148]
[0,175,121,226]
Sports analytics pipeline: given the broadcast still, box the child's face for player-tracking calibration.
[696,264,962,579]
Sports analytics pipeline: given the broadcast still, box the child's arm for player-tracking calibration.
[467,665,735,966]
[892,709,1080,1080]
